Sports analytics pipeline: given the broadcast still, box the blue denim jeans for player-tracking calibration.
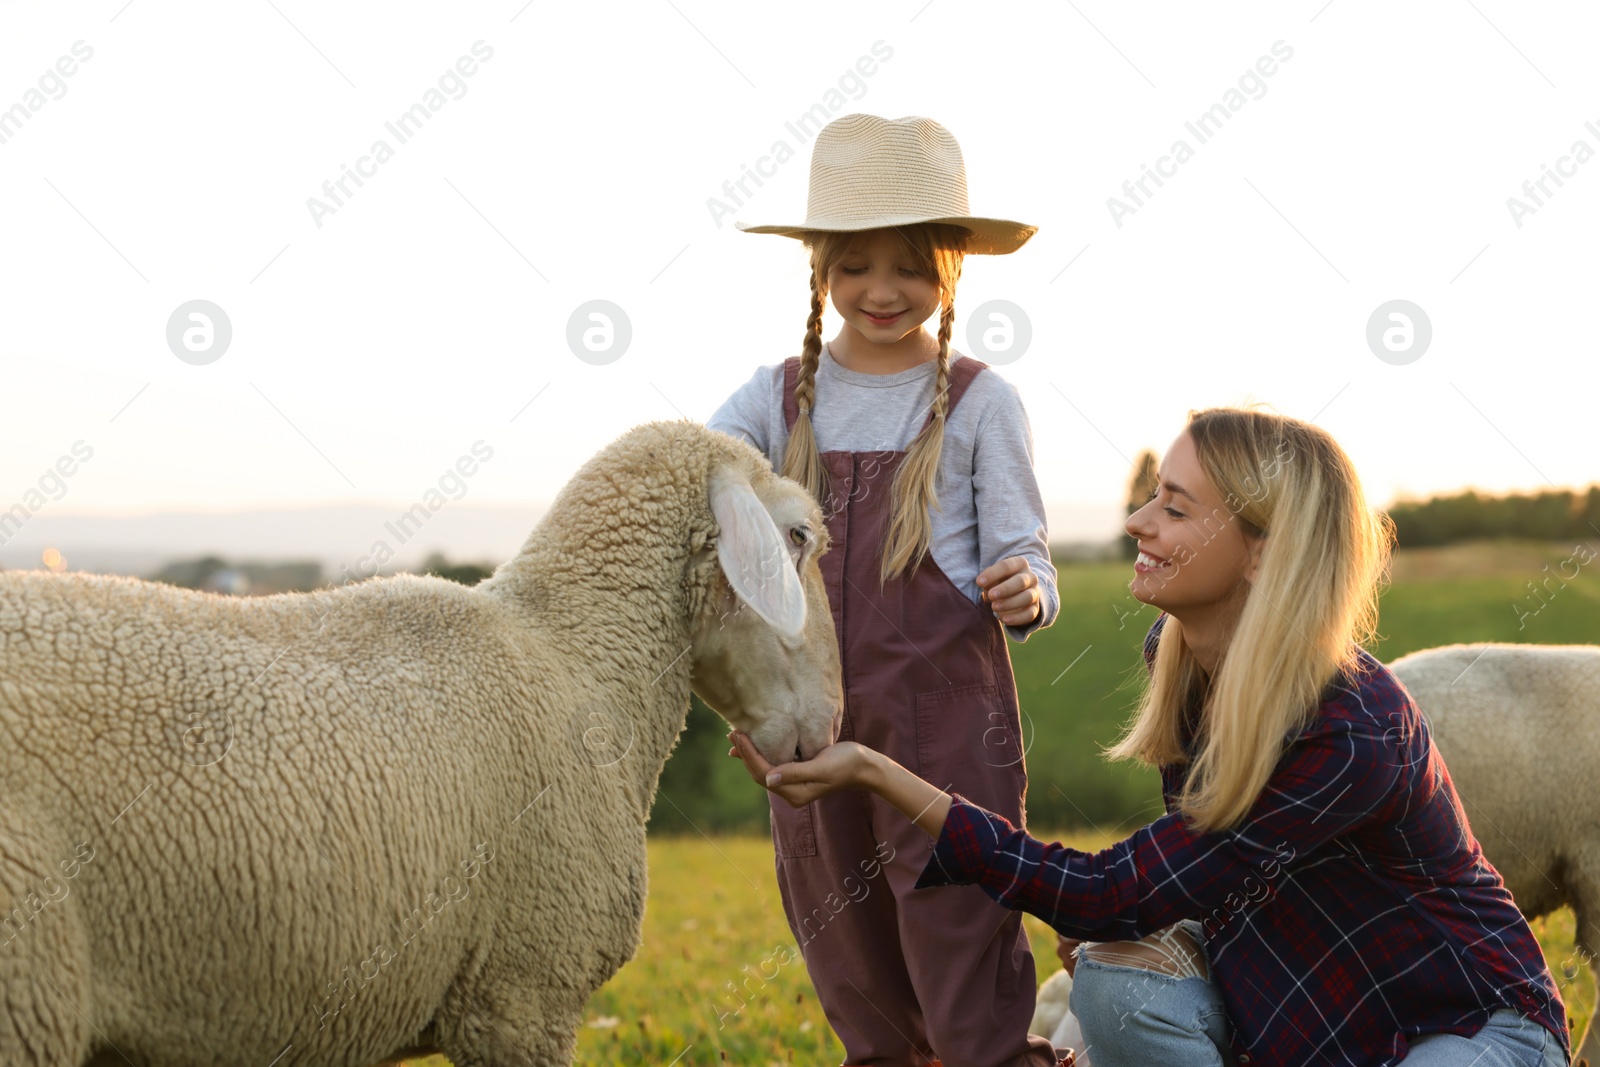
[1069,927,1234,1067]
[1069,922,1567,1067]
[1402,1008,1568,1066]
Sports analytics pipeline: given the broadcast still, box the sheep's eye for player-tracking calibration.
[789,526,809,547]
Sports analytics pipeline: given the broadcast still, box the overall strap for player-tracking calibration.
[918,356,989,433]
[783,355,989,436]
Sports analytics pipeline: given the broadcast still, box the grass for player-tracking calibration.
[402,540,1600,1064]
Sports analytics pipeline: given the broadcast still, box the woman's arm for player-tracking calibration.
[729,732,952,838]
[732,681,1408,943]
[729,730,1151,939]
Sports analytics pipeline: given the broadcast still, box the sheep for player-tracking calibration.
[1391,642,1600,1064]
[1031,968,1087,1062]
[0,420,843,1067]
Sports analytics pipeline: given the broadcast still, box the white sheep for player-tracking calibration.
[1391,641,1600,1064]
[1031,968,1087,1062]
[0,420,842,1067]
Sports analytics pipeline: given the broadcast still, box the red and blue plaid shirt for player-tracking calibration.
[916,617,1568,1066]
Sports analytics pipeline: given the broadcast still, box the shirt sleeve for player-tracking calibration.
[705,363,779,457]
[970,379,1059,643]
[914,694,1404,941]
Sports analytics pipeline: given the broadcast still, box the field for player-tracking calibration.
[404,540,1600,1065]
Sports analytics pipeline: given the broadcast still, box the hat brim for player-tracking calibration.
[736,215,1037,256]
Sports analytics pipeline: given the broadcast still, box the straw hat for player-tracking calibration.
[736,113,1037,255]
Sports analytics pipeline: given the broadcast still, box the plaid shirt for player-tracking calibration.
[916,617,1568,1066]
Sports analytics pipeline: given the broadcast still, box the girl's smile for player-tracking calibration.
[860,308,907,326]
[824,228,944,372]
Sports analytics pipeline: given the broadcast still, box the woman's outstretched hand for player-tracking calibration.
[727,732,871,807]
[728,730,954,840]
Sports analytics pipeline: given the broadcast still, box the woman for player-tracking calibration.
[732,407,1569,1067]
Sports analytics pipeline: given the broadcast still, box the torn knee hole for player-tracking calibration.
[1080,927,1209,982]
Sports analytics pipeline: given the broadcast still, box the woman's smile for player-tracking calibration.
[1134,549,1171,574]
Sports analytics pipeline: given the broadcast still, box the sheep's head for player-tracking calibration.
[688,462,843,766]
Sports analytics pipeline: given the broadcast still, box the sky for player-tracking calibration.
[1,0,1596,552]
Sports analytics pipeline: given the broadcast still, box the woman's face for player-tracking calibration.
[1125,430,1263,618]
[825,229,942,346]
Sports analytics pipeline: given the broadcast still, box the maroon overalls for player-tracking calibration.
[772,356,1057,1067]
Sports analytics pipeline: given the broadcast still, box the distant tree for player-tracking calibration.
[1583,487,1600,539]
[649,695,773,834]
[1121,450,1160,559]
[421,552,494,586]
[148,555,228,590]
[246,560,323,593]
[1386,484,1600,548]
[147,556,322,594]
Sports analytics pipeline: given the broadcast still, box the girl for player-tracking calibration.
[733,408,1571,1067]
[708,113,1062,1067]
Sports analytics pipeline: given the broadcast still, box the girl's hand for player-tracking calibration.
[977,556,1041,627]
[728,732,873,807]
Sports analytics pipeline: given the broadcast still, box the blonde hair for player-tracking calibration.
[779,224,967,583]
[1107,407,1394,832]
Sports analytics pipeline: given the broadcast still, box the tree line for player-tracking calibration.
[1384,485,1600,547]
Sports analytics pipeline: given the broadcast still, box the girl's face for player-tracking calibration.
[1126,430,1263,618]
[826,229,942,348]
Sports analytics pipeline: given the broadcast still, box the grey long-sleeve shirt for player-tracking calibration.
[706,344,1058,642]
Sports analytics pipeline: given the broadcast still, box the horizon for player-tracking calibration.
[9,470,1598,520]
[2,474,1594,581]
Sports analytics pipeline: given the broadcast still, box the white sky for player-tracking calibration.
[1,0,1595,545]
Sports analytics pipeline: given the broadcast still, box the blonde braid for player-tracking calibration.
[779,266,829,507]
[881,299,955,583]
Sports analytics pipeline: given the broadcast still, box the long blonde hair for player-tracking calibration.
[779,224,967,583]
[1107,407,1394,832]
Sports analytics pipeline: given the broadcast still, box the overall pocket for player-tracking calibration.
[914,683,1026,838]
[769,792,818,859]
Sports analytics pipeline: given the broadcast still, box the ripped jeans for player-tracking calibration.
[1068,920,1234,1067]
[1069,921,1568,1067]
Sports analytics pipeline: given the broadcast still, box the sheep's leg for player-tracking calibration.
[432,982,583,1067]
[0,840,95,1067]
[440,1017,580,1066]
[370,1043,446,1067]
[1571,900,1600,1064]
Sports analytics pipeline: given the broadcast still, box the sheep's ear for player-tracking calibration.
[709,466,807,639]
